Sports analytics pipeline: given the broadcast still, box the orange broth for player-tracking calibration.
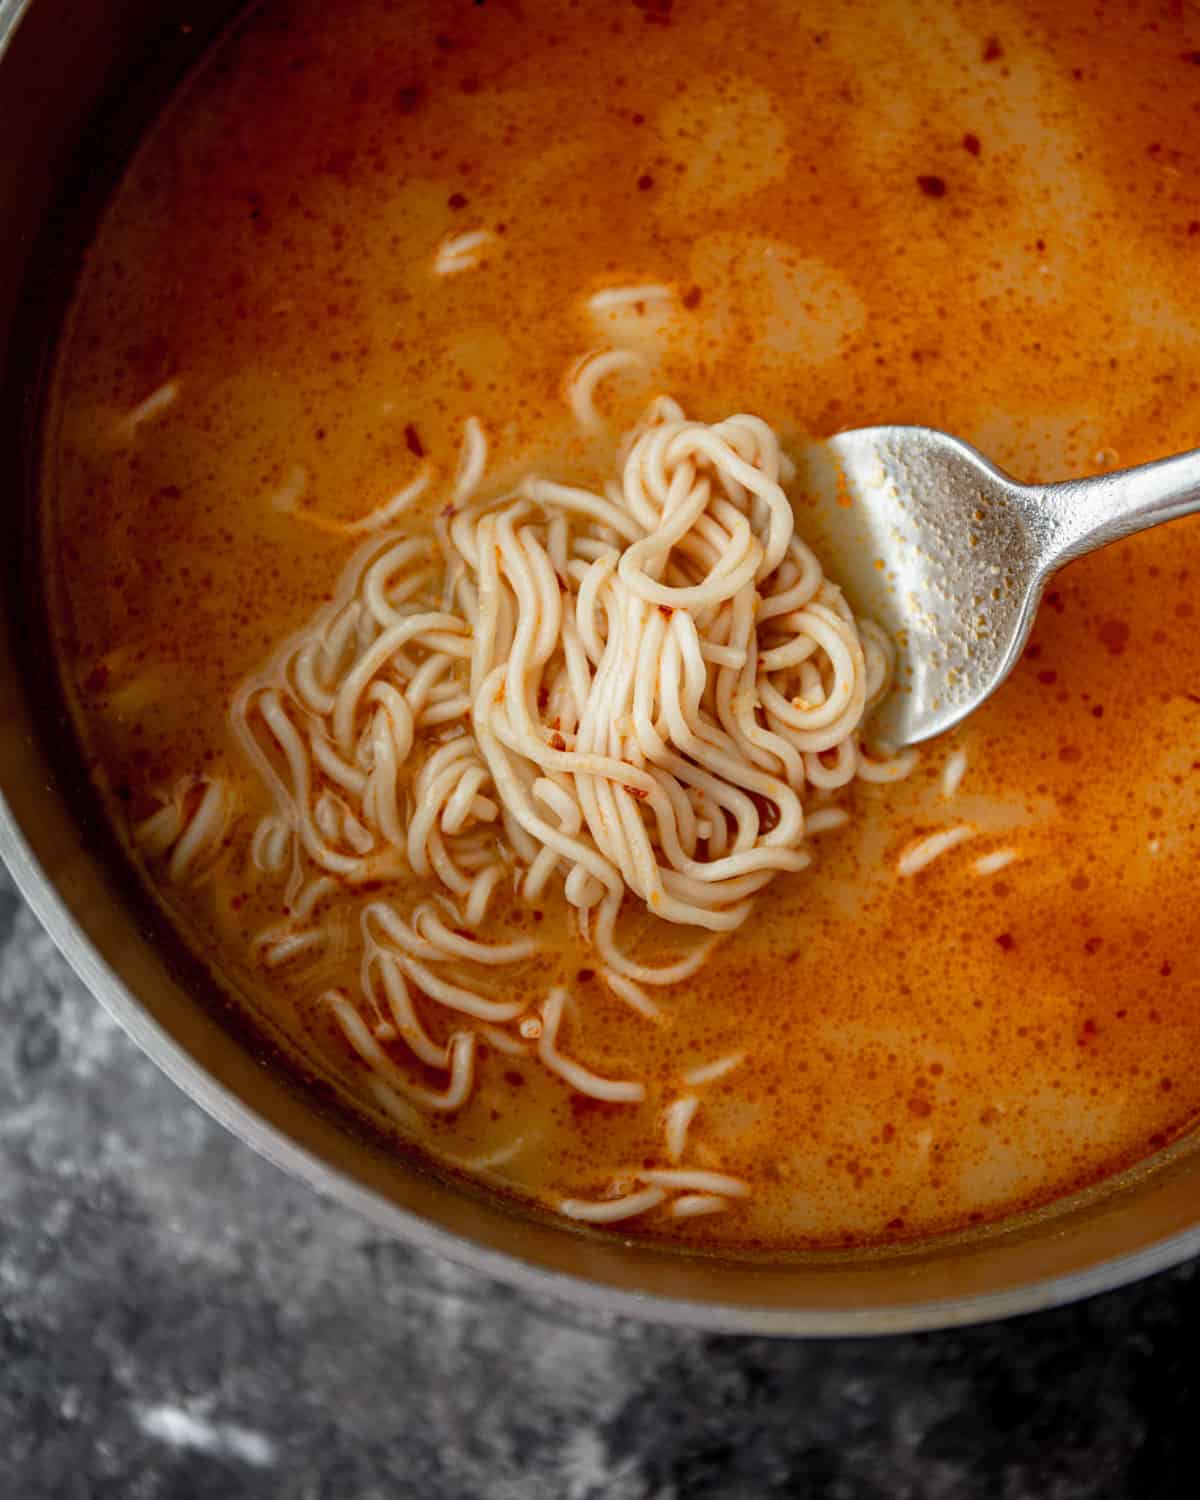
[43,0,1200,1249]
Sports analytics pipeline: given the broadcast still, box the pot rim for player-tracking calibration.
[5,0,1199,1337]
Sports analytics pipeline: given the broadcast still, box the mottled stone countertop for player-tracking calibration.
[2,864,1198,1499]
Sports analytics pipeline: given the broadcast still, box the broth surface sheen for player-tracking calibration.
[45,0,1200,1250]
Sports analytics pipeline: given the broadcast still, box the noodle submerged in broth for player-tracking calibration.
[222,394,911,1222]
[45,0,1200,1249]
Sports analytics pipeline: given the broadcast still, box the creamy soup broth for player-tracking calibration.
[44,0,1200,1249]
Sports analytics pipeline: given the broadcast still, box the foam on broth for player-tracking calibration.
[43,0,1200,1249]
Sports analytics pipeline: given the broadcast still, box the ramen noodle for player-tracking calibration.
[43,0,1200,1249]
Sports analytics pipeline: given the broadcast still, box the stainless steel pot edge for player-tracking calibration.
[4,0,1200,1336]
[8,784,1200,1337]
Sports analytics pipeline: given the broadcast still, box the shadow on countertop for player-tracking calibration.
[2,866,1197,1500]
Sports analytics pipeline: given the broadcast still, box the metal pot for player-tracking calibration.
[3,0,1198,1335]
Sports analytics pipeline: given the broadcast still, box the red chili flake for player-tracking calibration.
[748,792,781,834]
[962,132,981,157]
[632,112,645,125]
[1161,960,1174,977]
[1037,668,1057,685]
[324,149,355,180]
[1098,618,1129,655]
[1184,51,1200,64]
[996,932,1015,951]
[577,968,595,982]
[1186,692,1200,705]
[682,285,703,310]
[569,1094,608,1118]
[1058,744,1082,764]
[503,1070,525,1088]
[1084,937,1103,955]
[917,174,947,198]
[404,423,424,457]
[439,501,456,519]
[983,36,1004,61]
[625,784,649,799]
[1024,642,1042,659]
[1045,590,1064,613]
[637,173,655,190]
[537,686,550,710]
[1190,222,1200,237]
[658,604,674,617]
[448,192,469,210]
[550,732,566,751]
[394,84,425,115]
[633,0,673,22]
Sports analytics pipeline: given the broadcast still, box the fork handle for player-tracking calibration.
[1040,447,1200,570]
